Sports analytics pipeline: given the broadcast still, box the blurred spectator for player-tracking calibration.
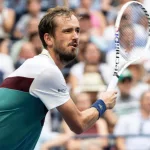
[14,41,36,69]
[0,53,14,84]
[76,9,92,34]
[29,32,42,55]
[0,38,10,54]
[0,38,14,84]
[101,0,119,16]
[113,69,139,117]
[75,72,107,103]
[13,0,45,39]
[77,32,90,62]
[41,0,57,11]
[143,71,150,86]
[11,17,40,64]
[75,7,108,51]
[128,63,149,100]
[75,0,107,37]
[114,90,150,150]
[69,0,102,10]
[117,0,132,9]
[5,0,26,22]
[0,0,16,39]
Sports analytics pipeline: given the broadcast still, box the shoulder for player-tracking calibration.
[28,56,65,87]
[38,65,63,81]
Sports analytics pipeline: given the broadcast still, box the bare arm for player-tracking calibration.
[57,99,99,134]
[57,91,117,134]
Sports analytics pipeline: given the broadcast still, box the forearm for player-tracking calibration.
[60,100,106,134]
[80,107,99,131]
[58,90,117,135]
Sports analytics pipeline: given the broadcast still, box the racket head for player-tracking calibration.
[107,1,150,90]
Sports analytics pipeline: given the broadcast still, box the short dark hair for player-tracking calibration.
[38,6,74,48]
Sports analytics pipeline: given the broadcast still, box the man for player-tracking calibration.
[113,69,139,117]
[0,6,117,150]
[114,90,150,150]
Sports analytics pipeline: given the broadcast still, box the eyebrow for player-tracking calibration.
[62,27,80,31]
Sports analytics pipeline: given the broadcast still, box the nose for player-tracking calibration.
[72,31,79,40]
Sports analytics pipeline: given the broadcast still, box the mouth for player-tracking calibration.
[69,43,78,48]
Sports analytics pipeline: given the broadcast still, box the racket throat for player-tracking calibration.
[113,72,120,78]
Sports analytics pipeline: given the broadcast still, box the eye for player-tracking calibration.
[63,28,72,33]
[76,28,80,33]
[65,30,71,33]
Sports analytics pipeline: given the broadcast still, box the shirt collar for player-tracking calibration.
[41,49,55,64]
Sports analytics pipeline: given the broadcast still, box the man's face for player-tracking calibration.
[84,43,101,64]
[52,15,80,64]
[118,78,133,96]
[120,27,135,51]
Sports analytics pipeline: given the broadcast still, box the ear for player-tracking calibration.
[44,33,53,47]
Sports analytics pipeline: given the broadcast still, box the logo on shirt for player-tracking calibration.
[58,88,67,93]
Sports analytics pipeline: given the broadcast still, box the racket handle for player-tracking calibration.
[107,76,119,91]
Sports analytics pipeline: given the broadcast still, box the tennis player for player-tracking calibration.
[0,6,117,150]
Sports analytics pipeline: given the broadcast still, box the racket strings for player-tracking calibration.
[119,3,149,61]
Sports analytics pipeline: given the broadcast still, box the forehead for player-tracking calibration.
[54,15,80,29]
[86,43,99,52]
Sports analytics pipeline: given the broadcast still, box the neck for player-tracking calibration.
[31,12,39,18]
[121,93,130,99]
[47,48,65,69]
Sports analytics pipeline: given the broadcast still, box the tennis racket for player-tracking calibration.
[107,1,150,90]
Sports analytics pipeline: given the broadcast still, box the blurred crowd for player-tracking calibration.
[1,0,150,150]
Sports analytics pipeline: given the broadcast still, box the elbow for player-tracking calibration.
[69,124,84,134]
[70,127,83,134]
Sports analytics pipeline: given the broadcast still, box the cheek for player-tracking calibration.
[57,40,69,49]
[55,33,71,47]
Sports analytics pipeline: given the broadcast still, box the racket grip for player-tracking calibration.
[107,76,119,91]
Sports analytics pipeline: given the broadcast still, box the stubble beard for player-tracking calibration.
[54,46,78,65]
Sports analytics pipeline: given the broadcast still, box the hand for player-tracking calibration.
[98,90,117,109]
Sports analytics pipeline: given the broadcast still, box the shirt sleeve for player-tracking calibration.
[29,66,70,110]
